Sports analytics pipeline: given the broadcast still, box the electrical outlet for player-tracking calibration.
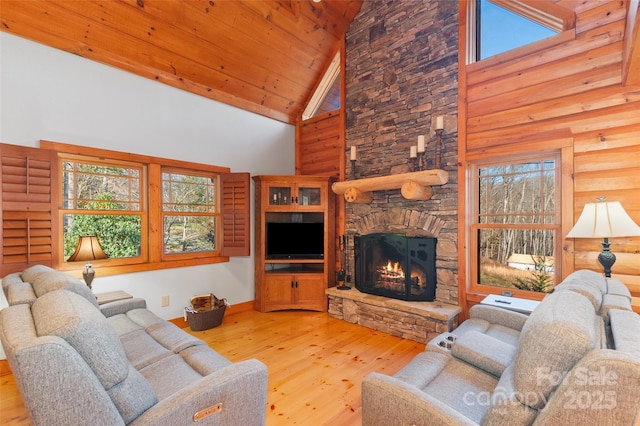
[161,295,170,307]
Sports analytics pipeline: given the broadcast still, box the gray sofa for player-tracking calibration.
[0,265,268,425]
[362,270,640,425]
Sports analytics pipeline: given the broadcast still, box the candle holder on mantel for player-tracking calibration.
[351,159,357,179]
[434,128,444,169]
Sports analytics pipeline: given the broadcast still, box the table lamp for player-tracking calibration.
[67,235,109,289]
[566,198,640,277]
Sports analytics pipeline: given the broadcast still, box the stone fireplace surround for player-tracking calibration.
[327,208,461,344]
[338,0,460,343]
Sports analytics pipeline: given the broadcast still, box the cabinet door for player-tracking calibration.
[296,184,324,209]
[264,274,295,308]
[294,274,326,310]
[264,182,326,211]
[266,184,293,209]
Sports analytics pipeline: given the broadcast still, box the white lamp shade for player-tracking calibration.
[567,201,640,238]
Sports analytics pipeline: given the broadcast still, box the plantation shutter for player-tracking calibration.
[219,172,250,257]
[0,144,56,276]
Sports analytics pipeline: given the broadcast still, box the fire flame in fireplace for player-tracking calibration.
[377,260,405,283]
[386,260,402,274]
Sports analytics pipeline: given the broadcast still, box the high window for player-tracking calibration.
[302,50,341,120]
[470,153,561,294]
[467,0,574,63]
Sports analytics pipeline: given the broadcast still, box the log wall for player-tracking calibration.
[459,0,640,312]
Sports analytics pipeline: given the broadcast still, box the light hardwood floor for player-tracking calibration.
[0,309,424,425]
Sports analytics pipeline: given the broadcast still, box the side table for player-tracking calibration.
[95,290,133,305]
[480,294,540,315]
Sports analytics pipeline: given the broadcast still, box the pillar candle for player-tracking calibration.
[350,146,357,160]
[417,135,425,153]
[410,146,417,158]
[436,116,444,130]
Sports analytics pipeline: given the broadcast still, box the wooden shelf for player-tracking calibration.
[331,169,449,203]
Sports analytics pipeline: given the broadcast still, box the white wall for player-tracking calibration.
[0,32,295,320]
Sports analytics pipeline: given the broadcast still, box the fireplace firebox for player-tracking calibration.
[355,233,437,301]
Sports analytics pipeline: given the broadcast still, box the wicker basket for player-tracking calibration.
[186,294,227,331]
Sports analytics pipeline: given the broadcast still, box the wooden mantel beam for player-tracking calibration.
[331,169,449,203]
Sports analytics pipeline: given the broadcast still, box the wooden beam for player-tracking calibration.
[331,170,448,203]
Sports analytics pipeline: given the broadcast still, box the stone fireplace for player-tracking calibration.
[325,0,461,343]
[355,233,437,302]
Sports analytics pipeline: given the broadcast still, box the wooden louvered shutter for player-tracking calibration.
[0,144,57,276]
[219,172,250,257]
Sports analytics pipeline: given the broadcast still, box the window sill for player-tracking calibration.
[59,256,230,279]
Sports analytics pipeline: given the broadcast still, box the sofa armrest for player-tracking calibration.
[130,359,268,425]
[100,298,147,317]
[362,372,478,426]
[469,305,528,331]
[451,331,516,377]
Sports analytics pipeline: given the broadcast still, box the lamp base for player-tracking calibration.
[83,263,95,289]
[598,238,616,278]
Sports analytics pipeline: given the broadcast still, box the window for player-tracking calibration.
[302,50,341,120]
[61,157,144,261]
[9,140,253,277]
[162,170,217,255]
[467,0,573,63]
[471,153,561,294]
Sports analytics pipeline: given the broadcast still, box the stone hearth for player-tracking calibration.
[326,287,460,344]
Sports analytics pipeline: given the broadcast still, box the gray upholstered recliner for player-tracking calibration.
[1,265,268,425]
[362,274,640,425]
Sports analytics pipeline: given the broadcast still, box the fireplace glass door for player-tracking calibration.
[355,233,437,301]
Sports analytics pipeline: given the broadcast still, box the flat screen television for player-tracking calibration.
[266,222,324,259]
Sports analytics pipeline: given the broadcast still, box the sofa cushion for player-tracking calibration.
[32,290,157,422]
[601,293,632,318]
[139,353,205,401]
[20,264,56,282]
[605,278,632,301]
[553,278,603,311]
[609,309,640,353]
[393,351,498,424]
[1,273,37,306]
[30,270,99,309]
[513,291,597,410]
[180,344,232,376]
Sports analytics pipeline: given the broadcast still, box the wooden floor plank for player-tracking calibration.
[0,309,424,425]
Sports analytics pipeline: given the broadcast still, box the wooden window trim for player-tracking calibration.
[34,140,248,278]
[467,150,563,301]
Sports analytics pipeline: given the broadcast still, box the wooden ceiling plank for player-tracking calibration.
[53,0,309,104]
[155,1,327,74]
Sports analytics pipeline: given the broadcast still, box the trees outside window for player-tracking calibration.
[62,159,143,260]
[162,171,217,254]
[471,154,560,293]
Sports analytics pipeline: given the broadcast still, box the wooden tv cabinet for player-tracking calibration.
[253,175,335,312]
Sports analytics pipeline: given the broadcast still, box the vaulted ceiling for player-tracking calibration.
[0,0,363,124]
